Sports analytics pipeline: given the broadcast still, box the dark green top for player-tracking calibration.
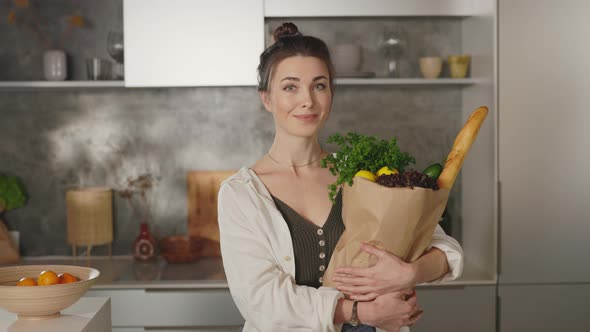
[271,190,345,289]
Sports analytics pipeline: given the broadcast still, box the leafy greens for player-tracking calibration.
[321,132,415,203]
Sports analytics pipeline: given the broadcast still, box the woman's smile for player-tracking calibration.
[293,113,319,122]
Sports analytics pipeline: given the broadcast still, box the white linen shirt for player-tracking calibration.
[218,167,464,332]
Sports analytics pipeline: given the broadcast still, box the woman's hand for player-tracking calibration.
[333,242,416,301]
[359,290,423,332]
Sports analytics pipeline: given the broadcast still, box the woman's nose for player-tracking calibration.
[300,90,314,108]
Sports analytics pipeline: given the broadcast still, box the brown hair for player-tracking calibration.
[257,22,335,94]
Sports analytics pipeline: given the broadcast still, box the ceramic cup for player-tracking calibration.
[43,50,67,81]
[331,43,362,73]
[419,57,443,79]
[448,55,471,78]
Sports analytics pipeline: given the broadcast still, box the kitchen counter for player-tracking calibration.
[8,256,494,289]
[13,256,227,289]
[0,297,111,332]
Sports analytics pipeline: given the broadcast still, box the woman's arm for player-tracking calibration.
[425,224,464,283]
[332,225,464,300]
[411,247,449,284]
[335,292,422,330]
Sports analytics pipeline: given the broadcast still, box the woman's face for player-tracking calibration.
[260,55,332,138]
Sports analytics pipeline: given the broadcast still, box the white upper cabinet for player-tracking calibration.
[264,0,479,17]
[124,0,264,87]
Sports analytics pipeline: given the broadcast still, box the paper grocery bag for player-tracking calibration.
[0,220,19,265]
[323,177,449,288]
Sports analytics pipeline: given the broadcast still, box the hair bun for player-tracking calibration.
[273,22,301,42]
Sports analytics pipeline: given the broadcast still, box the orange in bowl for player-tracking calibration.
[37,270,59,286]
[58,272,79,284]
[0,265,100,319]
[16,277,37,287]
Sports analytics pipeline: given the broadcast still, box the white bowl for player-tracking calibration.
[331,44,362,73]
[0,265,100,319]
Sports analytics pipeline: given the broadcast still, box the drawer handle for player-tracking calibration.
[144,325,243,331]
[144,288,229,293]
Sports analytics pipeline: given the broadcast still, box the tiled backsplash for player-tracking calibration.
[0,86,463,256]
[0,0,464,255]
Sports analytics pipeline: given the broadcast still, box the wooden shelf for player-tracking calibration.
[335,78,481,86]
[0,81,125,90]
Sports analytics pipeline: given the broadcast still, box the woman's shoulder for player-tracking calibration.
[218,166,267,203]
[220,167,253,190]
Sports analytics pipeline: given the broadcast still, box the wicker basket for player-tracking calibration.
[159,235,205,264]
[66,187,113,257]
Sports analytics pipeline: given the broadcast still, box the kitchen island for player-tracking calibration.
[0,297,111,332]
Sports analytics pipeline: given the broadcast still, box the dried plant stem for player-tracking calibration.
[26,22,50,49]
[125,195,145,223]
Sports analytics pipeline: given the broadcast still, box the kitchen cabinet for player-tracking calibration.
[499,284,590,332]
[498,0,590,284]
[85,288,243,330]
[453,0,498,287]
[87,285,494,332]
[498,0,590,330]
[264,0,488,17]
[413,286,496,332]
[123,0,264,87]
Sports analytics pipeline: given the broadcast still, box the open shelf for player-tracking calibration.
[0,78,482,90]
[335,78,481,86]
[0,81,125,90]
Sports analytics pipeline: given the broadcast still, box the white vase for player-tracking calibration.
[43,49,67,81]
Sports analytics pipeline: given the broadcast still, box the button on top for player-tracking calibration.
[319,252,326,259]
[319,240,325,246]
[317,229,324,236]
[319,265,326,271]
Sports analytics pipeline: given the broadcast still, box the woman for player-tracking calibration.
[218,23,463,332]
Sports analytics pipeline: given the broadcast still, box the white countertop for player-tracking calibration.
[4,256,495,289]
[0,297,111,332]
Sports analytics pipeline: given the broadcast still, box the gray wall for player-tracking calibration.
[0,1,464,256]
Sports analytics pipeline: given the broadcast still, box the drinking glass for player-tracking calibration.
[107,31,124,79]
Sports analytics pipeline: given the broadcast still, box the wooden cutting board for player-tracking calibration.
[187,170,236,257]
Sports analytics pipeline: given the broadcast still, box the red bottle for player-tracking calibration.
[133,222,156,261]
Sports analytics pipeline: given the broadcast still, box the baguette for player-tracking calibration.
[437,106,489,189]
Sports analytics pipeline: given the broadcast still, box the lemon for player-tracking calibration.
[354,170,377,182]
[376,166,399,176]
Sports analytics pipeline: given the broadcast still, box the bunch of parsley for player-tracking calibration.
[321,132,416,203]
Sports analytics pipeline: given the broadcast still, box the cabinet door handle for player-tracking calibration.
[144,288,228,293]
[144,326,243,332]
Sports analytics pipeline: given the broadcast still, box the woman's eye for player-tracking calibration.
[315,83,326,90]
[283,85,296,92]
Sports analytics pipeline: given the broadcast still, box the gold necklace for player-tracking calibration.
[266,151,324,167]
